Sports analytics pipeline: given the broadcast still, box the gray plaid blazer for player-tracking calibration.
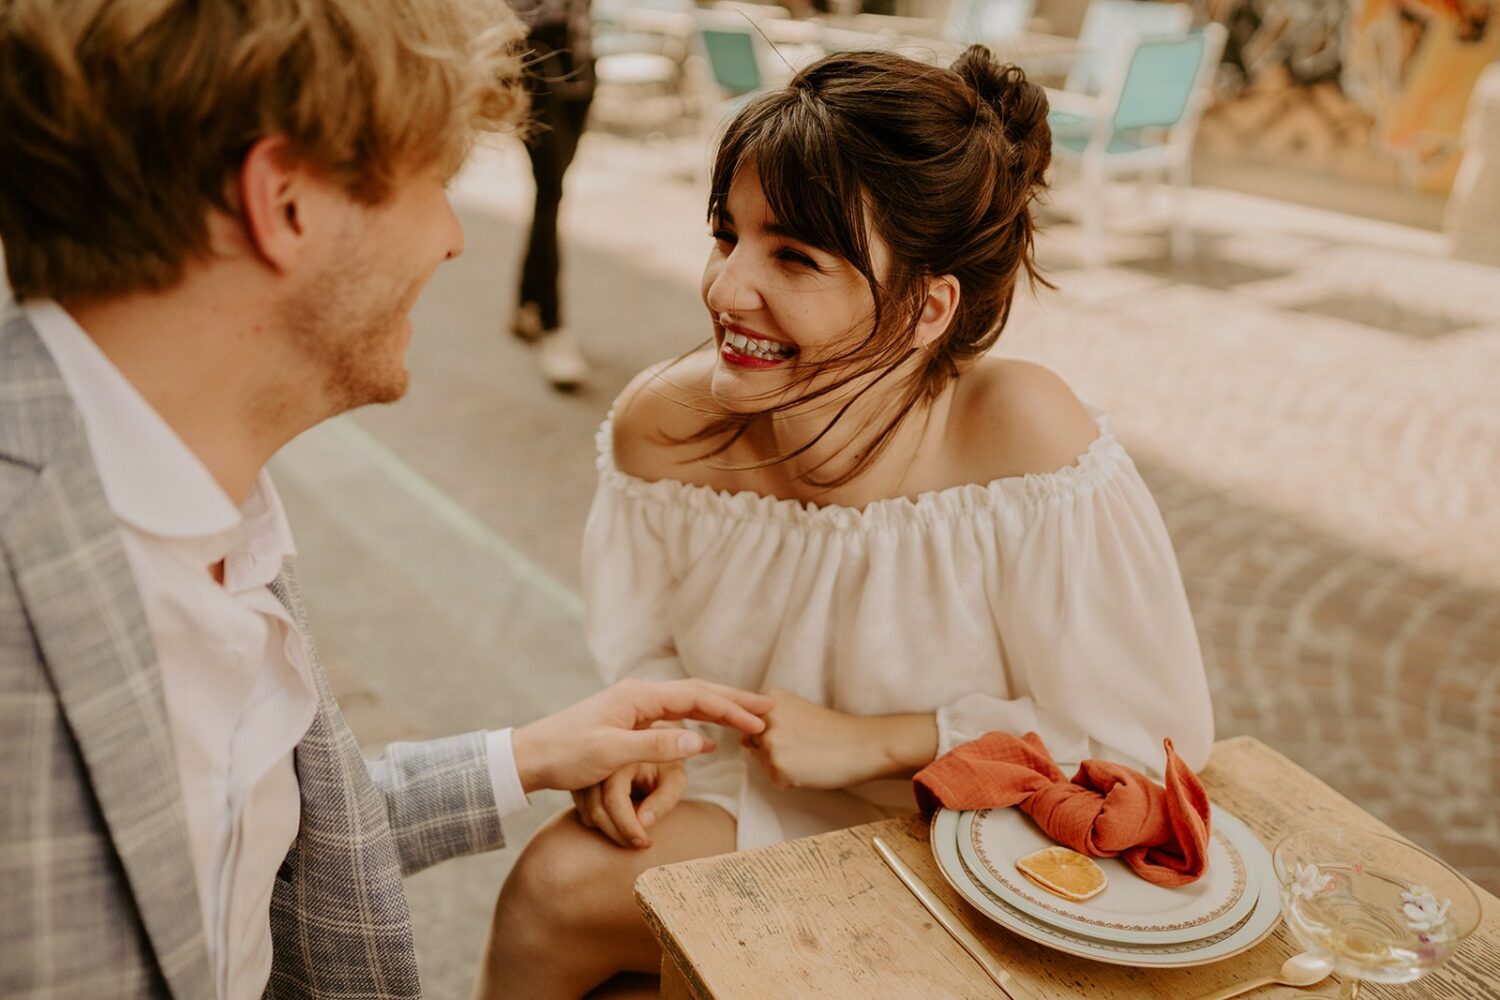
[0,306,508,998]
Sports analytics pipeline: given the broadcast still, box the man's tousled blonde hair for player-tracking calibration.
[0,0,524,302]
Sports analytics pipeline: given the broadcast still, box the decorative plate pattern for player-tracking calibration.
[929,809,1285,969]
[960,806,1254,945]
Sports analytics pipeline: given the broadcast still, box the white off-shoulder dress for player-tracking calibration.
[582,407,1215,851]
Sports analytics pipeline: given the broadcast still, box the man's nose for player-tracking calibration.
[442,195,465,261]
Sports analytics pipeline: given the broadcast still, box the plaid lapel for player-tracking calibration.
[0,307,214,999]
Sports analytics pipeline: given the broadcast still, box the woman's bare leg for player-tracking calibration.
[473,802,736,1000]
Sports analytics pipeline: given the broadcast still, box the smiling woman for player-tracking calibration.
[475,46,1217,1000]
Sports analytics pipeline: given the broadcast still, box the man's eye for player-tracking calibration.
[712,229,737,246]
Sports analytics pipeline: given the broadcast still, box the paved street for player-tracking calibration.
[265,133,1500,995]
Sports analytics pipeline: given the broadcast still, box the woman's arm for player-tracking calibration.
[745,690,938,790]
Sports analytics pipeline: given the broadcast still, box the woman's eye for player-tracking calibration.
[777,248,820,270]
[712,229,737,246]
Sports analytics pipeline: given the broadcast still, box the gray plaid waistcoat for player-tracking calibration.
[0,306,507,998]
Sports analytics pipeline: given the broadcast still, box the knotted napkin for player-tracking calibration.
[914,732,1211,887]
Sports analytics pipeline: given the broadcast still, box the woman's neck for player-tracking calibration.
[747,361,956,506]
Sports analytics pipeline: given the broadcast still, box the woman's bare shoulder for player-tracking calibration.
[952,357,1100,480]
[611,350,718,483]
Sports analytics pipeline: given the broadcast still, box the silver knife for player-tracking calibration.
[872,835,1040,1000]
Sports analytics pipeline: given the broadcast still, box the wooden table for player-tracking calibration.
[637,737,1500,998]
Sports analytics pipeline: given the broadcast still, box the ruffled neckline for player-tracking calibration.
[593,404,1132,531]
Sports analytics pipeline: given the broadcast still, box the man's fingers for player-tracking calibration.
[587,798,630,848]
[636,765,688,829]
[607,726,718,769]
[572,787,600,829]
[603,770,649,848]
[630,680,772,735]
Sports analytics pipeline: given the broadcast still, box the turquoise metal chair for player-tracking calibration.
[699,25,764,97]
[1065,0,1194,96]
[1047,23,1227,264]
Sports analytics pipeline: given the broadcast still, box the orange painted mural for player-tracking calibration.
[1199,0,1499,191]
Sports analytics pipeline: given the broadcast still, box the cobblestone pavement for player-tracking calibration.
[1013,194,1500,892]
[414,135,1500,895]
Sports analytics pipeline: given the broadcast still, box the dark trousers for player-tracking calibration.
[519,34,594,333]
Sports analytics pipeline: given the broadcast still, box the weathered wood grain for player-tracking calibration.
[636,737,1499,998]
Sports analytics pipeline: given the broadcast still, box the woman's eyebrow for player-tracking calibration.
[765,221,836,256]
[764,221,805,241]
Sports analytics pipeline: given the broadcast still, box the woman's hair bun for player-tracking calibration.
[951,44,1051,188]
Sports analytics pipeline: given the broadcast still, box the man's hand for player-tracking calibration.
[572,759,686,849]
[511,678,771,794]
[744,689,938,791]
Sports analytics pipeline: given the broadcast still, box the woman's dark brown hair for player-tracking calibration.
[685,45,1052,487]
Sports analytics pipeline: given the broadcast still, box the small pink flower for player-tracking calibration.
[1400,886,1452,933]
[1290,863,1334,899]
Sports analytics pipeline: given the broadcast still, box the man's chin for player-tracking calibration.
[332,365,410,413]
[364,368,410,407]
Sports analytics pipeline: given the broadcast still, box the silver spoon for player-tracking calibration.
[1189,952,1334,1000]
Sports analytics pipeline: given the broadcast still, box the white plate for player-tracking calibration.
[930,809,1283,968]
[957,806,1256,944]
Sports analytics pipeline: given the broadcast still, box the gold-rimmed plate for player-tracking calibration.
[957,805,1256,945]
[930,809,1283,968]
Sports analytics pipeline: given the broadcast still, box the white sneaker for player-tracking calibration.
[511,302,543,342]
[535,328,590,390]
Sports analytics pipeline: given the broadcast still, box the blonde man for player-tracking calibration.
[0,2,771,997]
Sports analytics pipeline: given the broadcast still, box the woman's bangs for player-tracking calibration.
[709,95,865,266]
[751,124,856,261]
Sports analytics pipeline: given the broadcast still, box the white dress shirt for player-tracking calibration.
[28,301,531,999]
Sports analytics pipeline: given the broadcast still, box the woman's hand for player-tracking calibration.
[511,677,770,793]
[572,760,688,850]
[744,689,939,791]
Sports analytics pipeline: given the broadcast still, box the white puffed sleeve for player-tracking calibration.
[937,449,1215,774]
[582,476,690,685]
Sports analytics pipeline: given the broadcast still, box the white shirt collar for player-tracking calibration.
[24,300,295,578]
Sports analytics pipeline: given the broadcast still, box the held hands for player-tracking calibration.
[573,757,686,849]
[744,689,941,791]
[511,678,771,795]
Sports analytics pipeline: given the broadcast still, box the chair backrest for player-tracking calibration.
[1100,23,1224,140]
[943,0,1037,43]
[712,0,792,19]
[1066,0,1194,94]
[699,24,764,95]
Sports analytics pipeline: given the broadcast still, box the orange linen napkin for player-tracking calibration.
[914,732,1211,887]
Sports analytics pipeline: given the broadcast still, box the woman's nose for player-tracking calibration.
[705,250,763,315]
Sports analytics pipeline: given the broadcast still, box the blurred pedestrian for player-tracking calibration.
[512,0,596,389]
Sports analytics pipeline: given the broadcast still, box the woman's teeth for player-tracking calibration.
[724,330,797,361]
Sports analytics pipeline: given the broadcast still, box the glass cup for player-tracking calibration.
[1273,827,1482,999]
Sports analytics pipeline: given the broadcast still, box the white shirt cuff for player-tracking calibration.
[485,728,531,819]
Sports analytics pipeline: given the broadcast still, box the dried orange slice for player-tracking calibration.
[1015,846,1108,902]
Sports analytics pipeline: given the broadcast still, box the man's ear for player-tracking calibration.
[914,274,961,349]
[237,137,307,273]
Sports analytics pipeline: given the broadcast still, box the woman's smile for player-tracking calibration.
[719,321,799,369]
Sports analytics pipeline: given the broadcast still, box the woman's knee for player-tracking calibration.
[500,809,644,931]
